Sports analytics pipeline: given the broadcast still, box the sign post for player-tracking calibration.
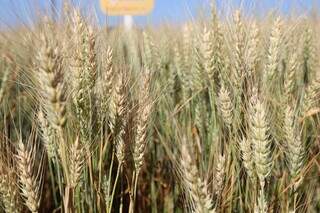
[100,0,154,29]
[124,15,133,30]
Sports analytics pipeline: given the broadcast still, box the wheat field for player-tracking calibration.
[0,1,319,213]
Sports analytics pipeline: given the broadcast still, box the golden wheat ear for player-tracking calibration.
[98,45,114,122]
[284,106,304,188]
[37,109,57,160]
[0,135,22,213]
[263,17,282,86]
[36,31,66,130]
[0,55,14,105]
[133,68,153,172]
[255,189,268,213]
[111,69,129,165]
[240,137,255,179]
[251,98,272,189]
[217,83,233,127]
[15,131,45,213]
[68,136,86,188]
[180,140,215,213]
[232,10,246,90]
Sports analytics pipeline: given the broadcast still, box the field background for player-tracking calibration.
[0,0,320,212]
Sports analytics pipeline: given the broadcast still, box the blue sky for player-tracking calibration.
[0,0,318,27]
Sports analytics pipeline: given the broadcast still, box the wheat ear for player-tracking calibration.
[0,172,21,213]
[246,21,259,77]
[180,142,215,213]
[71,10,97,144]
[0,59,11,104]
[182,24,193,71]
[240,137,255,179]
[16,139,44,213]
[233,10,245,89]
[251,99,272,188]
[210,1,224,77]
[133,69,152,172]
[284,106,304,187]
[301,78,320,116]
[214,154,226,196]
[264,17,282,85]
[0,141,21,213]
[254,189,267,213]
[202,26,215,82]
[68,137,85,188]
[217,84,233,126]
[99,46,114,120]
[284,52,298,97]
[37,109,57,159]
[36,32,66,130]
[142,31,155,70]
[111,71,128,165]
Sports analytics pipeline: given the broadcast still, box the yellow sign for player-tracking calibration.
[100,0,154,15]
